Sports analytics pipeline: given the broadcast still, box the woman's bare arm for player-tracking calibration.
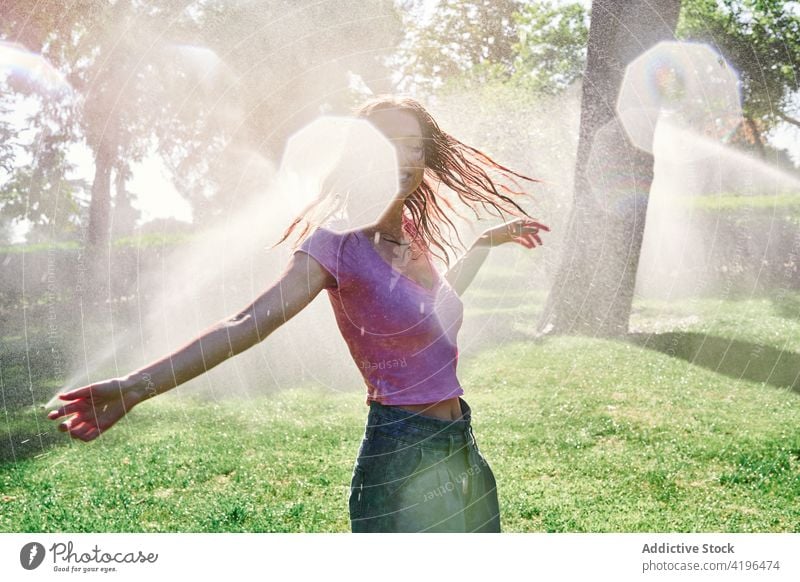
[445,218,549,296]
[47,251,334,441]
[444,236,492,296]
[122,251,333,402]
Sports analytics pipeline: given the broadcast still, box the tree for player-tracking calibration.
[512,0,589,95]
[0,2,217,246]
[195,0,401,159]
[397,0,522,93]
[677,0,800,157]
[1,0,404,243]
[536,0,682,338]
[397,0,588,96]
[0,103,86,242]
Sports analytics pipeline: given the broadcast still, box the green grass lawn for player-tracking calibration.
[2,292,799,532]
[678,192,800,211]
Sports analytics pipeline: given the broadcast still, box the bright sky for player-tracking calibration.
[67,141,193,224]
[1,92,193,243]
[5,140,191,244]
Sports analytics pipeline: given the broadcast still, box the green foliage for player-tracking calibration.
[0,150,86,243]
[1,0,403,240]
[512,1,589,95]
[398,0,588,96]
[677,0,800,129]
[0,230,198,254]
[0,1,219,238]
[397,0,523,91]
[678,192,800,210]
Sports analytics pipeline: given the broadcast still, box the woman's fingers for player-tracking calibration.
[61,419,101,441]
[57,419,74,433]
[48,400,85,420]
[56,408,94,431]
[47,382,121,442]
[71,425,98,442]
[82,427,101,442]
[60,385,94,401]
[57,417,87,433]
[51,388,95,416]
[509,220,547,249]
[513,231,542,248]
[67,420,89,434]
[48,399,99,421]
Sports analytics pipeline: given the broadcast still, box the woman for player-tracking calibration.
[47,95,549,533]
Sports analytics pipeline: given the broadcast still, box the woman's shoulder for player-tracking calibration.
[302,220,363,247]
[296,221,365,266]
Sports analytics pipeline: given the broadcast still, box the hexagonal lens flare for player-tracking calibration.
[278,116,399,233]
[617,41,742,159]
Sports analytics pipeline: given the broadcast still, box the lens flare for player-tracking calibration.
[278,116,399,233]
[0,41,71,94]
[586,118,652,219]
[617,41,742,159]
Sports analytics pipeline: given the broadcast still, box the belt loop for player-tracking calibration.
[462,425,471,452]
[467,425,477,449]
[464,427,477,469]
[448,434,455,457]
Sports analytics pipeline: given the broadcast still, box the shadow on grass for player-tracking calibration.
[460,307,545,358]
[626,332,800,393]
[0,405,69,464]
[770,293,800,321]
[0,428,67,464]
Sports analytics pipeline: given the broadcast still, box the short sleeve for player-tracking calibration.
[293,227,350,290]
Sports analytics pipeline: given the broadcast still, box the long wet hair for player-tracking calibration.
[274,95,541,267]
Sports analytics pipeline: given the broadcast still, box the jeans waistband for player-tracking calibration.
[365,397,476,449]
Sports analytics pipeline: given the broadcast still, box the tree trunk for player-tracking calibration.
[87,144,114,250]
[536,0,681,338]
[84,140,115,303]
[112,166,138,237]
[742,115,766,159]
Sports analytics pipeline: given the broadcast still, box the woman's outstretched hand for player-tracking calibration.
[46,378,143,442]
[480,218,550,249]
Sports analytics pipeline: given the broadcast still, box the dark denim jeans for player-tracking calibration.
[349,397,501,532]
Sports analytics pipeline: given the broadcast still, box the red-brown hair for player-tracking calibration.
[274,95,541,267]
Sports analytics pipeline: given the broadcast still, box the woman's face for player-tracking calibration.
[367,109,426,196]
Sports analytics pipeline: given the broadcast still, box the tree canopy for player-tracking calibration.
[397,0,588,95]
[677,0,800,154]
[0,0,400,245]
[2,0,798,247]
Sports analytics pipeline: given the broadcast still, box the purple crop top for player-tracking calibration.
[294,219,465,406]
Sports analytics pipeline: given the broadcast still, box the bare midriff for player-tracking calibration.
[392,396,463,421]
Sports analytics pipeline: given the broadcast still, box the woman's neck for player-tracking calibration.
[368,199,408,241]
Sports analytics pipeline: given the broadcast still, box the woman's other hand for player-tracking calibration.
[479,218,550,249]
[46,377,143,442]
